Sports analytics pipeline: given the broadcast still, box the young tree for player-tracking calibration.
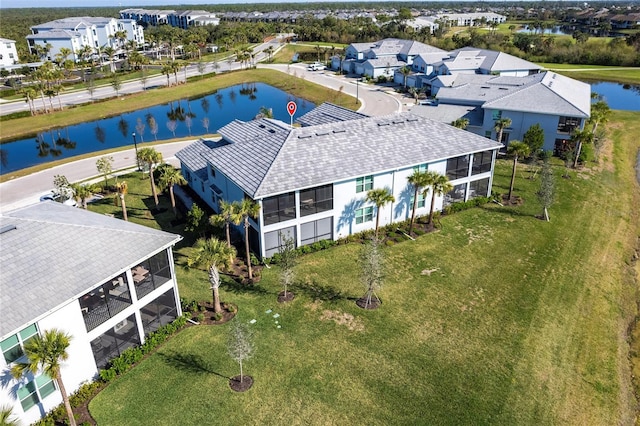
[523,123,544,157]
[187,237,236,313]
[53,174,72,202]
[136,147,162,208]
[11,329,77,426]
[359,237,383,309]
[427,172,452,225]
[116,181,128,221]
[238,199,261,280]
[157,164,187,216]
[185,203,207,236]
[366,188,395,238]
[278,233,297,300]
[227,322,254,385]
[110,73,122,96]
[96,156,114,190]
[570,128,594,168]
[537,155,554,222]
[507,141,531,201]
[589,100,611,135]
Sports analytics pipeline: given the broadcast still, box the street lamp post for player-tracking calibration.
[132,132,140,171]
[356,78,359,105]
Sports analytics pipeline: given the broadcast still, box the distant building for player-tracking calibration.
[27,17,143,62]
[0,202,182,426]
[120,8,220,29]
[0,38,19,68]
[436,12,506,27]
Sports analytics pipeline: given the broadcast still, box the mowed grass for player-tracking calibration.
[88,111,640,425]
[536,63,640,84]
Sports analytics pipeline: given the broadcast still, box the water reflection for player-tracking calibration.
[0,83,314,175]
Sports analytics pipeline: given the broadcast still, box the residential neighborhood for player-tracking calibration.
[0,1,638,425]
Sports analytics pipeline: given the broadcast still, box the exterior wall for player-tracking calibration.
[0,247,181,426]
[481,108,585,151]
[28,37,83,61]
[496,69,536,77]
[0,40,19,67]
[345,45,362,60]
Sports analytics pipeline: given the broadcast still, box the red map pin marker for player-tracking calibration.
[287,101,297,117]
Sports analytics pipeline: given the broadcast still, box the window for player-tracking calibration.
[9,53,14,59]
[90,314,140,369]
[132,250,172,300]
[492,110,502,120]
[472,150,493,175]
[140,289,178,334]
[469,178,489,198]
[557,116,581,134]
[446,155,469,180]
[17,375,56,411]
[355,206,374,224]
[413,163,427,173]
[444,183,467,206]
[299,184,333,217]
[80,272,132,332]
[484,130,492,139]
[1,324,38,364]
[264,226,295,258]
[300,217,333,246]
[263,192,295,225]
[209,165,216,178]
[356,175,373,193]
[410,191,426,209]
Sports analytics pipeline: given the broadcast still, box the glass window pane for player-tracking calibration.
[0,335,19,352]
[17,381,36,399]
[20,392,39,411]
[38,379,56,399]
[19,324,38,341]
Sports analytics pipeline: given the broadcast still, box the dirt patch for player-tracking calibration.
[196,302,237,325]
[277,290,295,303]
[229,375,253,392]
[319,310,364,332]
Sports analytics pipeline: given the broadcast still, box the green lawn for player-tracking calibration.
[87,111,640,425]
[536,63,640,85]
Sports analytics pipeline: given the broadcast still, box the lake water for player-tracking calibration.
[591,82,640,111]
[0,83,314,175]
[517,25,572,36]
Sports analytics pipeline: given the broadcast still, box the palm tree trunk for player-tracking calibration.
[244,220,253,280]
[508,157,518,200]
[428,191,436,225]
[212,282,222,314]
[169,186,177,216]
[409,188,419,234]
[375,209,380,238]
[150,166,159,208]
[573,141,582,168]
[55,374,77,426]
[120,194,128,221]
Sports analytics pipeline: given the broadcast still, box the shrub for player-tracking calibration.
[250,253,260,266]
[213,312,223,321]
[99,368,117,382]
[196,312,205,323]
[385,240,395,246]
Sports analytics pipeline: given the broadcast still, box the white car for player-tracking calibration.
[40,191,77,207]
[307,62,326,71]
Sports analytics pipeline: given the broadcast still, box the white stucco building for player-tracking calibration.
[0,202,182,425]
[177,103,502,258]
[26,17,144,62]
[120,8,220,29]
[0,38,19,68]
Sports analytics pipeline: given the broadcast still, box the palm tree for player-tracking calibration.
[157,165,187,216]
[102,46,117,73]
[399,66,411,89]
[265,45,274,62]
[1,406,19,426]
[588,100,611,136]
[366,188,395,238]
[407,170,431,234]
[210,200,242,254]
[570,128,593,168]
[136,147,162,209]
[161,62,173,87]
[187,237,236,313]
[428,173,452,225]
[506,141,531,201]
[494,117,512,146]
[238,198,261,280]
[451,118,469,129]
[71,183,95,209]
[11,329,77,426]
[116,181,128,221]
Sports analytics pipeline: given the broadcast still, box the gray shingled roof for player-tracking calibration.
[175,138,228,180]
[26,29,82,40]
[296,103,369,127]
[0,202,181,338]
[185,112,502,200]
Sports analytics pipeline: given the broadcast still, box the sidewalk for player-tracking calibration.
[0,141,193,212]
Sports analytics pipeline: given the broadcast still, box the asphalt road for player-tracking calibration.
[0,47,408,212]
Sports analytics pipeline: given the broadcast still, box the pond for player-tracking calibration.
[591,81,640,111]
[517,25,573,36]
[0,83,315,175]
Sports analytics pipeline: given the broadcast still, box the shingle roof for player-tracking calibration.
[0,202,181,337]
[447,47,542,73]
[175,138,227,180]
[26,29,82,40]
[296,102,369,127]
[186,112,502,199]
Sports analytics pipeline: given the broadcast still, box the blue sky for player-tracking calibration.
[3,0,436,8]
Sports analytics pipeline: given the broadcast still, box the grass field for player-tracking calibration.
[86,110,640,425]
[536,63,640,85]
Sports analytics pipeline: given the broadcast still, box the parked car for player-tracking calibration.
[307,62,326,71]
[40,191,77,207]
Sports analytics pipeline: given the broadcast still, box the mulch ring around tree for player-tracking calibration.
[229,375,253,392]
[228,261,263,285]
[356,296,381,310]
[277,291,295,303]
[197,302,238,325]
[501,195,524,206]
